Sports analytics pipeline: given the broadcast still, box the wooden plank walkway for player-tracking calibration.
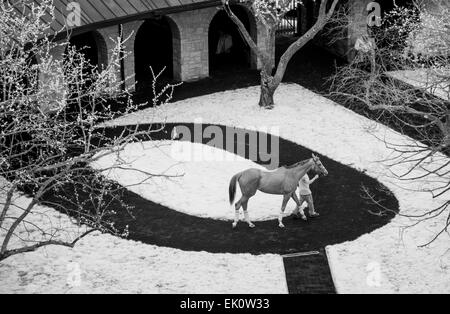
[283,249,336,294]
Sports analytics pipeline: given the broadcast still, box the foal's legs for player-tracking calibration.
[278,194,291,228]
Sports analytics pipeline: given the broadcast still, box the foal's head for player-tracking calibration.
[311,154,328,177]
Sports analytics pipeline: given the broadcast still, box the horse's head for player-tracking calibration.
[311,154,328,177]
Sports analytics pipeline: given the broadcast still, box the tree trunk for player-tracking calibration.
[223,0,340,109]
[259,82,276,109]
[258,70,277,109]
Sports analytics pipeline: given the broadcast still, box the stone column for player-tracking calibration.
[97,26,122,92]
[346,0,371,61]
[169,7,218,81]
[121,20,144,91]
[38,43,67,113]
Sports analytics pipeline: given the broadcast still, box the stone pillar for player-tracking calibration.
[38,43,68,113]
[97,26,119,70]
[168,7,218,81]
[121,20,144,91]
[232,4,274,71]
[346,0,371,61]
[97,26,122,91]
[312,0,371,61]
[168,5,276,81]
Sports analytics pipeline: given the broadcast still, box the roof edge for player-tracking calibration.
[53,0,222,41]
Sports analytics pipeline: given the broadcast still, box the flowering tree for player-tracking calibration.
[223,0,340,108]
[331,0,450,245]
[0,0,177,261]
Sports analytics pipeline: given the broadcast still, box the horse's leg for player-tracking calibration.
[232,197,244,229]
[278,194,291,228]
[239,176,258,229]
[291,193,301,213]
[242,197,255,228]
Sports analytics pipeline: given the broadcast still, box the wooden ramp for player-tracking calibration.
[283,249,336,294]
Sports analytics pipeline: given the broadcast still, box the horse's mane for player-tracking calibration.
[283,159,310,169]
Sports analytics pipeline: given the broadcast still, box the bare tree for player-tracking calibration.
[330,0,450,244]
[222,0,340,108]
[0,0,178,261]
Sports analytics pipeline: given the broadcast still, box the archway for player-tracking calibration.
[65,31,108,119]
[135,17,177,91]
[209,6,256,75]
[68,31,108,70]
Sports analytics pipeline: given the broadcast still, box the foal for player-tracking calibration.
[229,154,328,228]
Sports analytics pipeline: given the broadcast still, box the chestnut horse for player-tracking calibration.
[229,154,328,228]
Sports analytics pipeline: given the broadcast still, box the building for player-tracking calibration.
[14,0,379,92]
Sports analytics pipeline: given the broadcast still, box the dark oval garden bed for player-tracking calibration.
[41,123,399,255]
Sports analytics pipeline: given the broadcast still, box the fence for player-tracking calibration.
[277,0,322,37]
[277,0,299,36]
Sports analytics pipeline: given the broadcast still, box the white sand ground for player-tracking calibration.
[92,141,301,222]
[0,177,286,294]
[1,84,449,293]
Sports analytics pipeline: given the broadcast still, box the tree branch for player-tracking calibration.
[0,229,98,262]
[222,1,271,66]
[274,0,340,86]
[0,184,15,230]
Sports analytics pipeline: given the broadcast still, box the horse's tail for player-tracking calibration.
[229,172,241,205]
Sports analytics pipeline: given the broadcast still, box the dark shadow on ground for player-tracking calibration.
[41,123,399,255]
[132,40,343,105]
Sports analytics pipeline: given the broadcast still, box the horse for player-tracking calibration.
[228,154,328,229]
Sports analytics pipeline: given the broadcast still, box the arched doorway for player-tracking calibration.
[68,31,107,70]
[135,17,176,91]
[65,31,108,119]
[209,6,256,75]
